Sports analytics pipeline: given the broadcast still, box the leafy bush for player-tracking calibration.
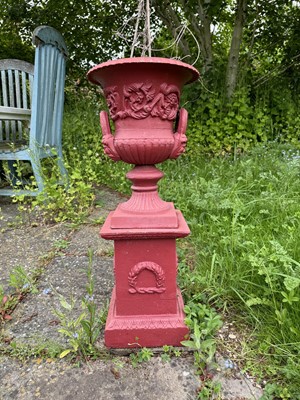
[185,86,300,155]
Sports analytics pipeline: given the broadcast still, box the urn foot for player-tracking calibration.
[110,165,179,229]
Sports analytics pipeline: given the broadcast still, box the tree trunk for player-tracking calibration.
[226,0,248,99]
[178,0,213,73]
[193,0,213,73]
[152,0,213,74]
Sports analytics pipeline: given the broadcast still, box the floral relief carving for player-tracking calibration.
[128,261,166,294]
[104,83,180,121]
[105,86,120,118]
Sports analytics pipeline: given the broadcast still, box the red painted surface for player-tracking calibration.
[87,57,199,348]
[111,166,178,229]
[105,287,189,348]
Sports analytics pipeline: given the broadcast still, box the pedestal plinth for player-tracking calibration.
[101,209,190,348]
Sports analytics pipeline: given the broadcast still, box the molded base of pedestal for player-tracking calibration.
[105,287,189,348]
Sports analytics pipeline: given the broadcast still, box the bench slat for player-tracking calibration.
[1,70,9,138]
[14,70,23,139]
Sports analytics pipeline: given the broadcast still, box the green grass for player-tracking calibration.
[158,145,300,397]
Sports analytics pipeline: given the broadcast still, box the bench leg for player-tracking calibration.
[31,158,44,193]
[57,153,68,186]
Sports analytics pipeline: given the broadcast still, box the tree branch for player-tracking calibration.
[226,0,248,98]
[152,0,191,56]
[179,0,213,72]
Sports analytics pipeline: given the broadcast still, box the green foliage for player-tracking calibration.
[34,165,94,223]
[0,339,64,361]
[260,383,294,400]
[129,348,154,367]
[181,302,222,375]
[160,144,300,396]
[8,265,38,294]
[0,1,34,62]
[160,345,181,362]
[62,97,131,194]
[185,85,300,155]
[0,0,138,79]
[53,239,70,251]
[0,266,40,323]
[11,165,94,224]
[197,380,222,400]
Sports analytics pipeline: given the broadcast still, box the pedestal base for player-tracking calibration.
[101,166,191,349]
[105,287,189,348]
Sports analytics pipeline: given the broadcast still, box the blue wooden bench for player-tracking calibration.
[0,26,68,196]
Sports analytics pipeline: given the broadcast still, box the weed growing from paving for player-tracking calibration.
[53,249,109,360]
[182,303,222,374]
[0,266,40,323]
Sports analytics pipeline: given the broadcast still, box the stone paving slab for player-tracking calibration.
[0,189,264,400]
[0,222,70,291]
[66,225,113,257]
[212,354,263,400]
[5,255,113,345]
[0,356,200,400]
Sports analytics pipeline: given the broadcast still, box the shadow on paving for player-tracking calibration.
[0,188,264,400]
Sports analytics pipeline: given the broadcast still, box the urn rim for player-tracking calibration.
[87,56,199,86]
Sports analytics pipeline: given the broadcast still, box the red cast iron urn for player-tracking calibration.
[88,57,199,348]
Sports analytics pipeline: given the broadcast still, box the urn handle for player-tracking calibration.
[100,111,121,161]
[169,108,188,159]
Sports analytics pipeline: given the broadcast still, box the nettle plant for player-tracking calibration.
[246,240,300,340]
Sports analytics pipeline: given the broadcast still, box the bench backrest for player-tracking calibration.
[0,59,34,144]
[30,26,68,149]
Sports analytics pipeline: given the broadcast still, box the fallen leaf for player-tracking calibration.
[110,367,121,379]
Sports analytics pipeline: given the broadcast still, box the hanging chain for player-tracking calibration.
[130,0,152,57]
